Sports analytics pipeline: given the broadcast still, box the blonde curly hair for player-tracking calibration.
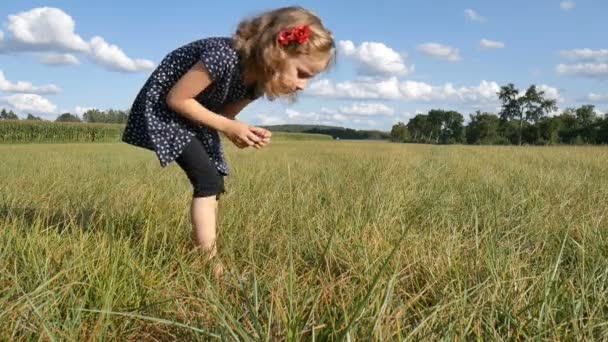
[233,6,336,100]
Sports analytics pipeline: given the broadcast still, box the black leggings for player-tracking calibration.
[175,136,225,199]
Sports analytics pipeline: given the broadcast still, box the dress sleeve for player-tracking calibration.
[199,40,236,83]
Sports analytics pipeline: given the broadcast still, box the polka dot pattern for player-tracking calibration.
[122,37,258,176]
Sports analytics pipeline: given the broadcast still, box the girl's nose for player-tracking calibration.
[295,79,307,91]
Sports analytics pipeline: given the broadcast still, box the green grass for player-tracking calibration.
[1,141,607,340]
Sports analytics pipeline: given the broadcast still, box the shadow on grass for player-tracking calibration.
[0,205,151,240]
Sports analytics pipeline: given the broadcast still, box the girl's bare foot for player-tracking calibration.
[213,262,224,280]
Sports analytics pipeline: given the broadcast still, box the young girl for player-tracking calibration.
[122,6,335,274]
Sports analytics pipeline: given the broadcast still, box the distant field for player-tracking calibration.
[0,120,332,143]
[1,141,607,340]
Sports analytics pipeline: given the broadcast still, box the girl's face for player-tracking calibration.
[278,53,330,94]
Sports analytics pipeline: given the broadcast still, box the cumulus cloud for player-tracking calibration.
[560,1,575,11]
[465,9,487,22]
[306,77,503,104]
[285,108,347,126]
[255,113,285,126]
[560,49,608,62]
[339,40,414,76]
[307,77,402,100]
[557,63,608,78]
[537,84,562,101]
[557,49,608,78]
[39,53,80,66]
[1,93,59,114]
[0,70,61,94]
[4,7,89,52]
[417,42,461,62]
[88,36,154,72]
[480,39,505,49]
[0,7,154,73]
[587,93,608,102]
[338,102,395,116]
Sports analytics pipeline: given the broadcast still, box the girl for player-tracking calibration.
[121,6,336,275]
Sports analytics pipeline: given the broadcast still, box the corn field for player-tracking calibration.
[0,120,333,144]
[0,120,125,143]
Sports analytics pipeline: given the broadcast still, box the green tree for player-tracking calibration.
[426,109,464,144]
[407,114,432,143]
[556,108,579,144]
[82,109,104,123]
[536,116,562,145]
[55,113,82,122]
[575,105,599,143]
[597,115,608,144]
[466,111,500,144]
[498,84,557,145]
[26,113,43,121]
[1,109,19,120]
[390,121,410,142]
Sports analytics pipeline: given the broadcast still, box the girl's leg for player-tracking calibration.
[175,136,226,277]
[190,195,218,258]
[191,196,223,278]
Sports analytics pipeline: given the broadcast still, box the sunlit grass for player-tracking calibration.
[1,141,607,340]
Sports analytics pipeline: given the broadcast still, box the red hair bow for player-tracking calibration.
[277,25,311,46]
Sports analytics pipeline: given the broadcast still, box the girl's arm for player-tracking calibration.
[222,100,272,142]
[222,99,253,120]
[166,62,261,148]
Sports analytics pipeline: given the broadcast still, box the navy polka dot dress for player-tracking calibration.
[122,37,259,176]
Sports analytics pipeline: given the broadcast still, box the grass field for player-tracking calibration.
[1,140,607,340]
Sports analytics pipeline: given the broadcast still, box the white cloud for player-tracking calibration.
[39,53,80,66]
[560,49,608,62]
[399,110,426,120]
[0,31,4,42]
[560,1,575,11]
[5,7,89,52]
[318,108,349,122]
[557,63,608,78]
[2,93,59,114]
[307,77,401,100]
[88,36,154,73]
[339,40,414,76]
[480,39,505,49]
[338,102,395,116]
[333,113,348,122]
[537,84,562,102]
[0,70,61,94]
[417,43,461,62]
[74,106,95,115]
[285,108,349,126]
[587,93,608,102]
[0,7,154,73]
[465,9,487,22]
[256,113,285,125]
[307,77,502,104]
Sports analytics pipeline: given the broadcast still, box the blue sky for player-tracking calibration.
[0,0,606,130]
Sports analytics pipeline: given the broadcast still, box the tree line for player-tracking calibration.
[391,84,608,145]
[0,108,129,124]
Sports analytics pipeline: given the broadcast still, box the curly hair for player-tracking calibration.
[233,6,335,100]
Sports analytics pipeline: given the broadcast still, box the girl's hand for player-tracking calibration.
[250,127,272,147]
[221,121,262,149]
